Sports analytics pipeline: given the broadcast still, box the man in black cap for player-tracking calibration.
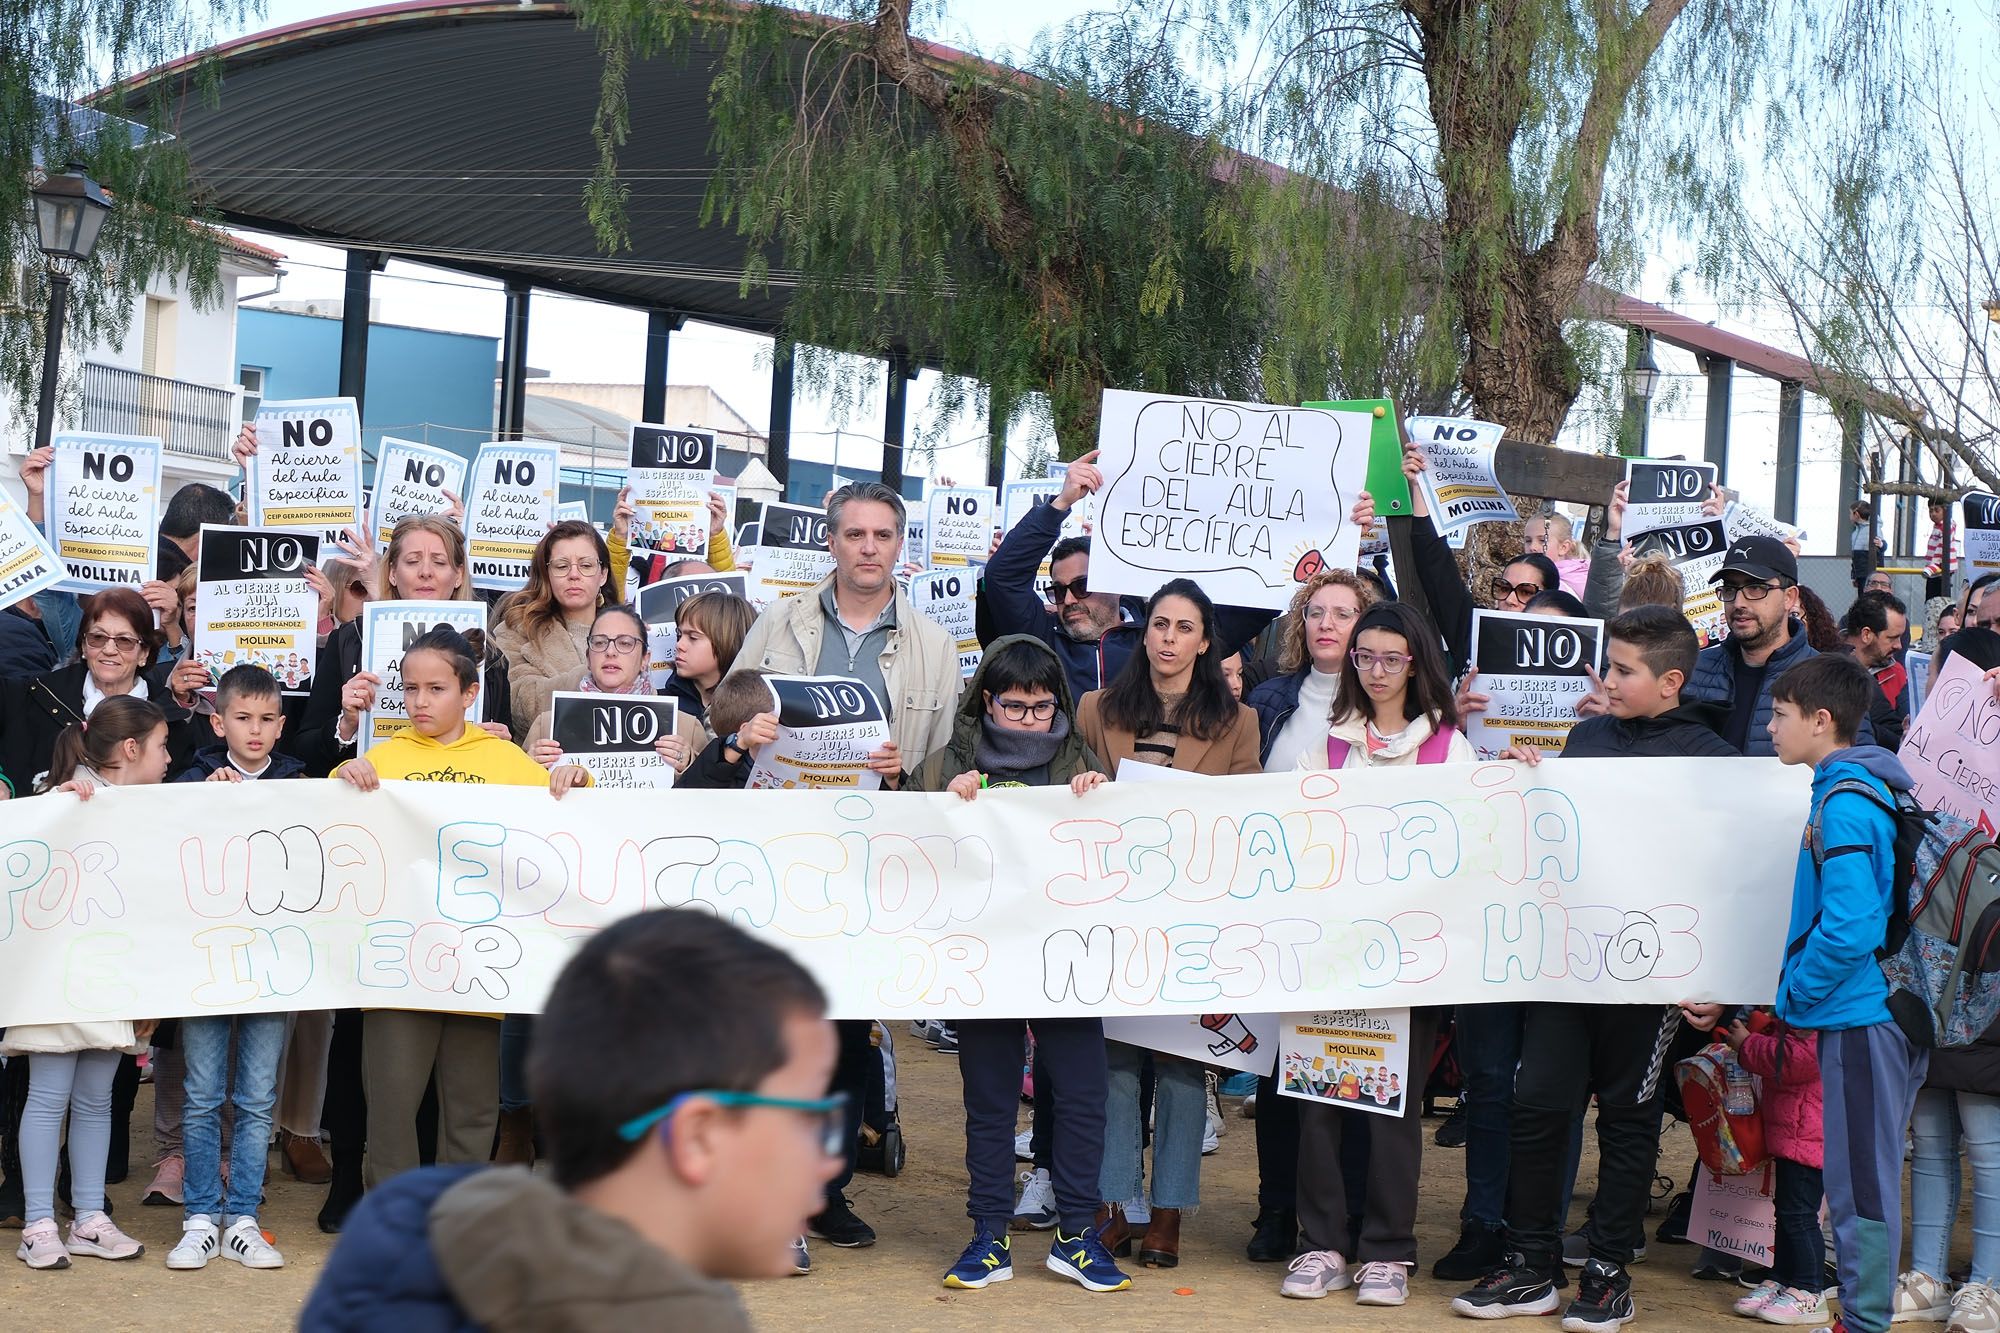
[1685,535,1817,757]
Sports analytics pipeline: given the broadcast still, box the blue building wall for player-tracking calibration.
[783,459,922,506]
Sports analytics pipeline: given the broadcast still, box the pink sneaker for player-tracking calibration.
[66,1211,144,1261]
[143,1155,184,1207]
[17,1218,69,1270]
[1736,1280,1784,1316]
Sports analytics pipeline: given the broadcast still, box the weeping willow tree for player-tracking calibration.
[1,0,261,422]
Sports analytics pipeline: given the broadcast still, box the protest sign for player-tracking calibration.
[627,424,715,554]
[1466,610,1604,759]
[1629,519,1730,646]
[747,503,835,604]
[0,487,65,604]
[250,398,364,547]
[358,600,488,751]
[191,525,320,695]
[1691,1167,1777,1269]
[635,572,748,689]
[1045,458,1098,529]
[1091,390,1370,611]
[369,436,468,550]
[1906,649,1933,717]
[1721,500,1805,548]
[926,486,997,567]
[1103,1013,1279,1076]
[1002,478,1063,534]
[1624,460,1718,539]
[1899,652,2000,834]
[1277,1009,1413,1117]
[1962,492,2000,581]
[47,431,161,591]
[746,674,891,791]
[556,501,589,525]
[1407,417,1517,539]
[550,692,679,789]
[908,569,981,678]
[0,756,1808,1027]
[465,441,560,592]
[903,515,928,568]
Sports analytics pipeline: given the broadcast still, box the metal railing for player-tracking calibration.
[78,361,236,461]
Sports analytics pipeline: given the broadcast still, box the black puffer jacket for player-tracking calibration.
[1558,700,1740,759]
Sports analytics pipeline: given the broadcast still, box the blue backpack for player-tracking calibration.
[1802,779,2000,1049]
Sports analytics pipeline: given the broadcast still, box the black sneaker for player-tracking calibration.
[1560,1258,1634,1332]
[1451,1259,1563,1318]
[1691,1248,1742,1281]
[1655,1190,1692,1244]
[1246,1208,1297,1263]
[1434,1103,1469,1148]
[808,1194,877,1248]
[1434,1220,1509,1281]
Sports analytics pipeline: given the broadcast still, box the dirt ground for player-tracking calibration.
[0,1040,1929,1331]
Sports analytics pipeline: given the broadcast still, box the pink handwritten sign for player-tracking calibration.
[1899,653,2000,835]
[1692,1166,1776,1268]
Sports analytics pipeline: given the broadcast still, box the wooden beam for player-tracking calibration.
[1493,440,1625,506]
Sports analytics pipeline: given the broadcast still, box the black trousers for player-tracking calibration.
[1506,1002,1677,1273]
[958,1018,1105,1234]
[1255,1071,1301,1213]
[1296,1008,1438,1264]
[827,1018,875,1200]
[1029,1052,1053,1169]
[322,1009,367,1195]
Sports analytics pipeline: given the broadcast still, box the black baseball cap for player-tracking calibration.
[1710,535,1798,586]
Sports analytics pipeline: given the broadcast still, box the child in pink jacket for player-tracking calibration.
[1726,1012,1825,1325]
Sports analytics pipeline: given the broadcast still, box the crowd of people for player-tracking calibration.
[2,427,1998,1333]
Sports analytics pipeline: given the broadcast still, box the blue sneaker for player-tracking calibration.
[944,1229,1012,1289]
[1047,1224,1134,1292]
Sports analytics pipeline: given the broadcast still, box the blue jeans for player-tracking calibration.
[1773,1157,1827,1293]
[1102,1041,1203,1210]
[1910,1087,2000,1286]
[182,1013,286,1222]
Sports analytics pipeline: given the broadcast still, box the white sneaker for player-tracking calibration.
[1012,1168,1057,1230]
[1202,1115,1220,1155]
[1205,1073,1226,1140]
[166,1217,220,1271]
[1013,1128,1034,1161]
[219,1217,284,1269]
[1950,1282,2000,1333]
[1280,1249,1352,1298]
[65,1210,143,1261]
[1895,1270,1953,1323]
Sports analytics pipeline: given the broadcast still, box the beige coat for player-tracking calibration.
[491,615,591,743]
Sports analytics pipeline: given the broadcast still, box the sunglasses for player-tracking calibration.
[617,1089,850,1159]
[1048,576,1091,604]
[1490,578,1544,602]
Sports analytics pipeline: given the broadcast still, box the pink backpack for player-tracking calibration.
[1327,726,1456,769]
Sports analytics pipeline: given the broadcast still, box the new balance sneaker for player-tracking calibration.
[1896,1270,1954,1323]
[789,1236,811,1276]
[1949,1282,2000,1333]
[1047,1224,1132,1292]
[1011,1168,1057,1230]
[143,1154,185,1207]
[16,1218,69,1270]
[1452,1260,1563,1319]
[808,1194,876,1248]
[1561,1259,1635,1332]
[219,1217,284,1269]
[1736,1280,1786,1317]
[166,1217,220,1270]
[943,1229,1011,1290]
[1759,1286,1832,1326]
[1280,1249,1352,1299]
[64,1210,142,1261]
[1355,1260,1410,1306]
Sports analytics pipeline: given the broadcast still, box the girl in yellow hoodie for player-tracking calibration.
[334,624,588,1187]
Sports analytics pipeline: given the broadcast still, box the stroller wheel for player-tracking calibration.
[882,1124,905,1177]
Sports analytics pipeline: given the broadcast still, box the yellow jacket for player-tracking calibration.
[335,726,566,787]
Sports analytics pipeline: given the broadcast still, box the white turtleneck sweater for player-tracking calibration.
[1263,667,1341,773]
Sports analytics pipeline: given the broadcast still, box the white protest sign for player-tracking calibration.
[0,757,1809,1027]
[1721,500,1806,548]
[1003,478,1064,534]
[556,501,590,525]
[1277,1009,1413,1118]
[1629,519,1730,646]
[0,487,65,604]
[1899,652,2000,835]
[369,436,468,550]
[927,486,997,567]
[627,424,715,554]
[1103,1013,1279,1076]
[746,674,890,791]
[747,502,835,605]
[465,441,560,592]
[635,572,749,690]
[1906,649,1933,718]
[1624,459,1718,539]
[550,691,678,789]
[1962,492,2000,582]
[358,600,487,751]
[192,525,320,696]
[250,397,364,547]
[47,431,162,591]
[909,569,981,678]
[1467,609,1604,759]
[1090,390,1370,611]
[1407,417,1517,539]
[1692,1166,1777,1269]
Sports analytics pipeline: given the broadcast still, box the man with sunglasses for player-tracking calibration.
[302,908,840,1331]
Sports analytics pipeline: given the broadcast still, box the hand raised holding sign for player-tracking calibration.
[866,739,903,787]
[614,486,635,542]
[707,490,728,536]
[232,422,258,469]
[735,710,779,756]
[1055,449,1104,511]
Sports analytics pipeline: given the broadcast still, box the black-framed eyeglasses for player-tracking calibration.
[1490,578,1543,602]
[617,1089,850,1158]
[1049,576,1091,604]
[996,698,1058,721]
[588,634,645,654]
[1716,580,1785,603]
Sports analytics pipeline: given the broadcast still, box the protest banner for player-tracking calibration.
[249,398,364,547]
[1629,519,1730,645]
[191,525,320,696]
[1466,609,1603,759]
[1090,390,1371,611]
[0,486,65,604]
[908,569,981,678]
[1624,459,1718,539]
[747,502,835,605]
[926,485,997,567]
[0,757,1807,1027]
[464,441,560,592]
[1407,417,1517,539]
[47,431,162,591]
[1691,1167,1777,1269]
[747,674,891,791]
[550,692,679,789]
[369,436,468,550]
[1276,1009,1413,1117]
[358,600,488,751]
[635,571,748,689]
[1899,652,2000,834]
[627,424,715,554]
[1103,1013,1279,1076]
[1963,492,2000,581]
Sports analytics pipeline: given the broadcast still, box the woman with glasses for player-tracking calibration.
[524,605,705,780]
[0,586,203,796]
[492,521,618,742]
[1277,601,1469,1310]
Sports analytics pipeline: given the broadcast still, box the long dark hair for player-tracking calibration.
[1098,578,1236,742]
[44,695,168,792]
[1330,602,1459,730]
[498,521,614,636]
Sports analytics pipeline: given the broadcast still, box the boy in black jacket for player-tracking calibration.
[679,668,776,791]
[1453,606,1734,1331]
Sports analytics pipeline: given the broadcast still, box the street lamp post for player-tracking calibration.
[1629,331,1660,456]
[29,163,113,453]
